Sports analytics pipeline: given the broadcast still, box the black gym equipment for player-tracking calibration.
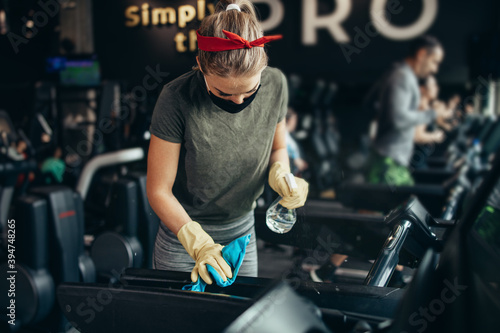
[0,107,158,331]
[254,155,471,269]
[388,142,500,333]
[0,114,51,330]
[10,184,95,332]
[336,114,500,216]
[222,281,332,333]
[57,269,405,332]
[57,141,500,332]
[55,194,455,332]
[254,138,480,288]
[124,172,160,269]
[30,80,158,274]
[255,97,491,289]
[336,180,452,216]
[89,178,144,280]
[281,79,471,216]
[0,110,95,332]
[75,147,151,280]
[255,196,454,277]
[299,79,342,193]
[421,115,497,173]
[1,186,95,332]
[126,195,450,291]
[0,194,55,331]
[363,197,441,287]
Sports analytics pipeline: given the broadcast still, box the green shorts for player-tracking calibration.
[366,152,415,186]
[474,205,500,254]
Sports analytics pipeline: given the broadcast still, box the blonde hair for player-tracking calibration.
[196,0,268,78]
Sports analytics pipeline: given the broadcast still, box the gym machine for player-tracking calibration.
[57,148,500,333]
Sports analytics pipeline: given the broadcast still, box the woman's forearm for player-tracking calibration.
[269,147,289,167]
[146,135,191,236]
[269,120,290,167]
[148,190,192,236]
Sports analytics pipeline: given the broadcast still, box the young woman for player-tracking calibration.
[147,0,308,285]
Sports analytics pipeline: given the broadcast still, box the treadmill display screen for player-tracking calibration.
[46,56,101,86]
[473,205,500,258]
[60,59,100,86]
[470,179,500,299]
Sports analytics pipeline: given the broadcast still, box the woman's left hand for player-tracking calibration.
[269,161,309,209]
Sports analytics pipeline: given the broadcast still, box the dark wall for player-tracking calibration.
[0,0,59,84]
[1,0,498,121]
[0,0,59,123]
[92,0,499,85]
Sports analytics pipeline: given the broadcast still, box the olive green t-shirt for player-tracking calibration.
[150,67,288,224]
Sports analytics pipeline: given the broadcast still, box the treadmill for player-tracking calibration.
[56,114,500,332]
[57,146,500,332]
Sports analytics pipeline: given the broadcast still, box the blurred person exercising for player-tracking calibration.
[365,36,451,286]
[445,94,462,128]
[414,75,446,145]
[412,75,447,170]
[147,0,308,285]
[365,35,451,186]
[286,107,309,175]
[310,36,450,285]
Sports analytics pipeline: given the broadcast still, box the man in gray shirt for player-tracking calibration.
[365,35,450,186]
[311,37,450,284]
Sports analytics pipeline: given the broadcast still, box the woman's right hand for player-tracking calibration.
[177,221,233,284]
[147,136,231,284]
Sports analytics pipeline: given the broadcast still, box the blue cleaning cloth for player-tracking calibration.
[182,234,251,292]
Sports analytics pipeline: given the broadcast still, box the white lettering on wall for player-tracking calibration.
[252,0,285,31]
[370,0,438,40]
[302,0,351,45]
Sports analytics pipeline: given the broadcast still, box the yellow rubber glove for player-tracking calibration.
[177,221,233,285]
[268,161,309,209]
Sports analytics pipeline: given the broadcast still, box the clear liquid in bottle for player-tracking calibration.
[266,173,297,234]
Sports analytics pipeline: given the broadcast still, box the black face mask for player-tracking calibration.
[207,86,260,114]
[203,75,261,114]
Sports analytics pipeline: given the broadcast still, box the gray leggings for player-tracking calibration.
[153,210,258,277]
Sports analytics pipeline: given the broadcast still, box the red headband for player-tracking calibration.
[196,29,283,52]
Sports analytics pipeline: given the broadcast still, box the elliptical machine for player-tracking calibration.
[0,110,95,332]
[76,147,154,281]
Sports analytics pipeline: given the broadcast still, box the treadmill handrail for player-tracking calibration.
[364,220,413,287]
[76,148,144,200]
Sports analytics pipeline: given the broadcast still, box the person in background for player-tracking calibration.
[310,36,452,286]
[414,75,446,145]
[285,107,309,176]
[447,94,462,128]
[434,97,459,133]
[40,146,65,184]
[411,75,448,170]
[364,35,452,187]
[14,140,35,187]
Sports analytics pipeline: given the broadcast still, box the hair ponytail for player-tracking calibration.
[214,0,257,18]
[196,0,269,77]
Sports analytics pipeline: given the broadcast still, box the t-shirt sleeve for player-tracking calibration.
[150,85,185,143]
[277,71,289,123]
